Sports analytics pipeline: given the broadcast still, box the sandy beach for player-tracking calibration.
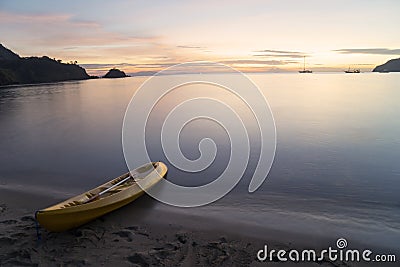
[2,187,394,267]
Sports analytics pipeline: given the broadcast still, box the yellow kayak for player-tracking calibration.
[36,162,167,232]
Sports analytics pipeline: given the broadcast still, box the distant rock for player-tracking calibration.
[103,68,129,78]
[0,44,91,86]
[373,58,400,72]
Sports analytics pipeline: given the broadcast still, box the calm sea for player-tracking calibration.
[0,73,399,250]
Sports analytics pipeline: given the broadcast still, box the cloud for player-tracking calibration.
[253,49,307,58]
[0,11,71,23]
[177,45,205,49]
[333,48,400,55]
[80,62,178,72]
[220,59,295,65]
[255,49,302,54]
[0,11,161,49]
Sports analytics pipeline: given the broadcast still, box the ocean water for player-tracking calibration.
[0,73,399,250]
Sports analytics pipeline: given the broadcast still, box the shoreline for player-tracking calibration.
[1,188,396,266]
[2,72,399,89]
[0,77,100,89]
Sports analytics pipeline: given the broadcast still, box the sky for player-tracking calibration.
[0,0,399,75]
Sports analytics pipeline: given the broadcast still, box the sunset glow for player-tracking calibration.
[1,0,399,75]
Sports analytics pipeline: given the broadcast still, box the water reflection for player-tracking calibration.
[0,74,399,248]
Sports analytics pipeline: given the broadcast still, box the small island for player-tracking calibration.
[373,58,400,73]
[0,44,93,86]
[103,68,129,78]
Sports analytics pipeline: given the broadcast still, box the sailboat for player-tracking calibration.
[299,56,312,73]
[344,66,360,73]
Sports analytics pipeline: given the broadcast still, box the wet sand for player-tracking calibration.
[0,188,394,267]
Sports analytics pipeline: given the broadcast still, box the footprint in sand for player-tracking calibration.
[127,253,150,267]
[0,204,6,214]
[112,230,135,242]
[0,236,18,246]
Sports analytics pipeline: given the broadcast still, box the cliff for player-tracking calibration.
[373,58,400,72]
[0,44,20,60]
[0,44,91,86]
